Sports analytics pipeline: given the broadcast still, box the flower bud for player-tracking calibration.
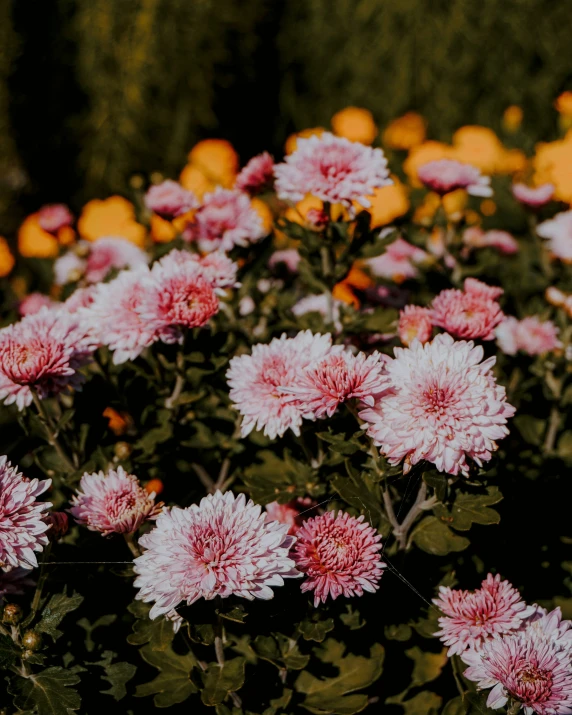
[114,442,132,460]
[2,603,23,624]
[21,630,42,651]
[46,511,69,541]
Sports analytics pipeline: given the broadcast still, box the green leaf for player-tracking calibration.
[201,657,246,706]
[557,431,572,460]
[243,449,322,504]
[217,605,248,624]
[100,660,137,701]
[77,615,117,653]
[405,647,447,687]
[9,667,81,715]
[36,591,84,641]
[442,697,466,715]
[298,618,335,643]
[253,634,309,670]
[383,624,412,641]
[295,639,384,714]
[263,688,293,715]
[513,414,544,446]
[136,409,173,457]
[330,473,389,532]
[135,643,198,707]
[0,632,19,668]
[127,601,174,651]
[411,517,470,556]
[434,487,503,531]
[339,606,365,631]
[387,691,442,715]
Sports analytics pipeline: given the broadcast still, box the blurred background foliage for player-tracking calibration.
[1,0,572,232]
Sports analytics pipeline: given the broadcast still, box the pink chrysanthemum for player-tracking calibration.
[0,568,35,603]
[417,159,492,197]
[54,251,86,286]
[359,333,515,476]
[227,331,338,439]
[512,183,555,210]
[183,187,266,252]
[133,491,300,623]
[84,237,149,284]
[274,132,391,209]
[84,268,158,364]
[537,211,572,263]
[235,152,275,195]
[0,456,51,572]
[144,180,198,219]
[293,511,384,607]
[38,204,73,233]
[522,607,572,654]
[70,466,162,536]
[269,249,301,274]
[0,306,98,410]
[496,317,561,357]
[434,574,534,656]
[367,238,429,283]
[285,350,389,419]
[462,630,572,715]
[431,277,504,341]
[463,227,519,255]
[198,251,240,293]
[64,285,98,313]
[398,305,433,346]
[18,293,56,317]
[265,497,317,536]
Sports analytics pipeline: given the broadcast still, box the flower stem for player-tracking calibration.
[543,404,561,455]
[165,352,185,409]
[124,532,141,558]
[30,390,76,474]
[214,611,242,708]
[22,543,52,628]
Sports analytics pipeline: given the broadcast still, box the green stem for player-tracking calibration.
[22,543,52,628]
[30,390,75,474]
[124,532,141,558]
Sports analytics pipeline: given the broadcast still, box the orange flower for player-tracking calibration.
[284,127,325,155]
[502,105,523,132]
[332,265,373,309]
[103,407,130,436]
[0,236,15,277]
[412,190,467,224]
[344,265,373,291]
[179,164,216,198]
[452,126,505,174]
[331,107,377,145]
[78,196,146,247]
[187,139,238,187]
[362,180,409,228]
[555,92,572,117]
[480,199,497,216]
[533,131,572,203]
[150,214,177,244]
[18,214,59,258]
[382,112,426,151]
[145,478,164,496]
[251,197,274,235]
[404,141,453,185]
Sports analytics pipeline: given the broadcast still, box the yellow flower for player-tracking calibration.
[382,112,426,151]
[331,107,377,145]
[78,196,146,247]
[0,236,15,277]
[251,197,273,235]
[452,126,504,174]
[18,214,59,258]
[284,127,325,155]
[361,179,409,228]
[533,131,572,203]
[502,106,523,133]
[187,139,238,187]
[179,164,216,198]
[284,195,347,224]
[150,214,177,244]
[404,141,453,185]
[412,190,466,224]
[555,92,572,117]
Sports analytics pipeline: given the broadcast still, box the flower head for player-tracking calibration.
[293,511,384,607]
[463,227,519,255]
[54,251,86,285]
[496,317,561,357]
[64,285,98,313]
[0,456,51,571]
[359,334,515,476]
[38,204,73,234]
[235,153,275,195]
[70,466,162,536]
[183,187,266,252]
[227,331,337,439]
[84,237,149,284]
[265,497,317,536]
[144,180,198,219]
[431,278,504,340]
[18,293,56,317]
[434,574,534,656]
[269,249,301,274]
[274,132,391,209]
[537,211,572,263]
[417,159,492,197]
[367,238,428,283]
[133,491,299,622]
[512,183,555,210]
[398,305,433,346]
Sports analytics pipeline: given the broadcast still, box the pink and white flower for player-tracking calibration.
[144,180,198,219]
[359,333,515,476]
[367,238,429,282]
[496,317,561,356]
[265,497,317,536]
[417,159,492,197]
[235,152,275,195]
[274,132,391,209]
[463,227,519,255]
[292,511,384,607]
[537,211,572,263]
[227,331,338,439]
[0,456,51,572]
[38,204,73,233]
[64,285,98,313]
[398,305,433,346]
[269,249,301,274]
[521,606,572,654]
[54,251,86,285]
[70,466,162,536]
[18,293,56,317]
[133,491,300,624]
[84,237,149,284]
[183,187,266,252]
[434,574,534,656]
[512,183,555,210]
[431,278,504,341]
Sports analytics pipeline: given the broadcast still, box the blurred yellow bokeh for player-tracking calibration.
[331,107,377,145]
[533,130,572,203]
[187,139,238,187]
[78,196,146,247]
[502,105,523,133]
[361,179,410,228]
[0,237,15,276]
[18,214,60,258]
[382,112,426,151]
[284,127,325,155]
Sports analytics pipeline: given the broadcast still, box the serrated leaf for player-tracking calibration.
[100,661,137,701]
[127,601,174,651]
[136,409,173,457]
[217,605,248,624]
[201,657,246,706]
[263,688,293,715]
[298,618,335,643]
[387,691,442,715]
[9,667,81,715]
[383,624,412,641]
[243,449,321,504]
[77,615,117,653]
[339,606,365,631]
[330,474,389,532]
[36,591,84,641]
[405,647,447,687]
[136,643,198,707]
[434,487,503,531]
[0,632,19,668]
[411,517,470,556]
[253,634,309,670]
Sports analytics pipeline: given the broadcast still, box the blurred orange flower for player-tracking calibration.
[331,107,377,145]
[555,92,572,117]
[333,265,373,309]
[78,196,146,247]
[502,106,523,133]
[413,189,467,224]
[533,130,572,203]
[103,407,130,436]
[179,164,216,198]
[285,127,325,155]
[383,112,426,151]
[251,197,273,235]
[18,214,60,258]
[0,236,15,277]
[404,141,453,185]
[150,214,177,244]
[187,139,238,187]
[362,180,409,228]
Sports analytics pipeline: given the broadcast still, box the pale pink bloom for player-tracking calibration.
[285,350,389,419]
[227,331,338,439]
[293,510,384,607]
[291,294,343,331]
[367,238,428,282]
[0,307,97,410]
[0,456,51,572]
[38,204,73,233]
[496,317,561,357]
[265,497,317,536]
[512,183,555,210]
[274,132,391,209]
[521,606,572,654]
[434,574,534,656]
[64,285,98,313]
[398,305,433,346]
[133,491,300,623]
[198,251,240,293]
[235,152,274,195]
[144,180,197,219]
[84,267,158,364]
[359,333,515,476]
[0,567,35,603]
[431,277,504,340]
[462,631,572,714]
[239,296,256,316]
[417,159,492,197]
[54,251,86,286]
[537,211,572,262]
[463,227,519,255]
[84,237,149,284]
[269,249,301,273]
[18,293,56,317]
[70,466,162,536]
[183,187,266,252]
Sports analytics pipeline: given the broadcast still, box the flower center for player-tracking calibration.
[512,665,553,705]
